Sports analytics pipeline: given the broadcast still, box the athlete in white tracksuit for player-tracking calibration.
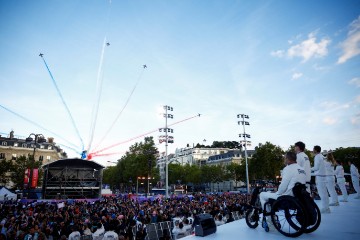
[335,160,348,202]
[260,151,306,212]
[295,141,312,193]
[348,161,360,199]
[311,146,330,213]
[324,157,339,206]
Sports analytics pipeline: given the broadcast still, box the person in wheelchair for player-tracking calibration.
[260,151,306,214]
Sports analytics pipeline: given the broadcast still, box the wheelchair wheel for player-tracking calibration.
[271,196,307,238]
[245,208,259,229]
[304,202,321,233]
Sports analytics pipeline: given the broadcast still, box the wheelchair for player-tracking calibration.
[245,183,321,238]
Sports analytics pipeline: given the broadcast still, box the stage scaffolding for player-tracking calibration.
[42,158,104,199]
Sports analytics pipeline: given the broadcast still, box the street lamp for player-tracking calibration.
[159,105,174,198]
[25,133,46,190]
[237,114,251,195]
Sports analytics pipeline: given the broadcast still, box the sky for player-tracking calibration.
[0,0,359,166]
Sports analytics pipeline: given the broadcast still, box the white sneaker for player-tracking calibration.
[329,202,339,206]
[320,208,331,214]
[340,199,348,202]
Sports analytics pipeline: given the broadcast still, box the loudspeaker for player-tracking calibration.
[194,213,217,237]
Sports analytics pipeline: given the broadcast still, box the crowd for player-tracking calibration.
[0,192,249,240]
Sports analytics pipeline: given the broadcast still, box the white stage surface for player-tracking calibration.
[183,193,360,240]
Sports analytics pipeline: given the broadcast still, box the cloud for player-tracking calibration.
[287,32,330,62]
[338,16,360,64]
[351,113,360,125]
[270,50,285,57]
[271,32,330,62]
[348,77,360,88]
[291,72,303,80]
[355,95,360,103]
[323,117,337,125]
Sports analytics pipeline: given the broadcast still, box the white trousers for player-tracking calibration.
[326,176,339,204]
[351,177,360,195]
[260,191,279,211]
[316,178,329,210]
[337,177,348,201]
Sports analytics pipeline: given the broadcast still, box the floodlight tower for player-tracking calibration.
[159,105,174,198]
[237,114,251,194]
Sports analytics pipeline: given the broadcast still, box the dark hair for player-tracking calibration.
[313,145,321,153]
[295,141,305,151]
[285,151,297,162]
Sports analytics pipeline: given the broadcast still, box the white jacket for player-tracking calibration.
[296,152,311,183]
[324,161,335,177]
[311,153,326,181]
[334,165,345,178]
[276,163,306,196]
[350,164,359,179]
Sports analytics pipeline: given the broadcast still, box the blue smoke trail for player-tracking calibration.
[40,56,84,150]
[0,103,80,152]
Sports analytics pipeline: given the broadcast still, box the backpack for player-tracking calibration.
[292,182,317,226]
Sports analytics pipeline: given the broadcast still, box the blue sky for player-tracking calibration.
[1,0,359,165]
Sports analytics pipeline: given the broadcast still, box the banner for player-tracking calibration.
[31,168,39,188]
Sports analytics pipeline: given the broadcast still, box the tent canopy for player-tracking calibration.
[0,187,17,200]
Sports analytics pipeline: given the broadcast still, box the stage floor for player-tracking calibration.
[183,193,360,240]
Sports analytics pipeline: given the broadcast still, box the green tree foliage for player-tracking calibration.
[102,137,159,191]
[195,141,241,149]
[0,158,13,187]
[225,162,244,188]
[249,142,284,181]
[333,147,360,172]
[11,155,43,190]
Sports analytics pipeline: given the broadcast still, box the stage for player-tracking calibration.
[183,193,360,239]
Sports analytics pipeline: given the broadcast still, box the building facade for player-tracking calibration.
[0,130,67,164]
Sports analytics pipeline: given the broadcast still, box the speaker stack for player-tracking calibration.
[194,213,217,237]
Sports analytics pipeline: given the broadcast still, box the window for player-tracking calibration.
[40,145,44,149]
[39,155,44,161]
[46,156,51,161]
[1,142,7,146]
[22,144,27,148]
[48,146,52,150]
[12,154,17,160]
[0,153,5,159]
[14,143,18,147]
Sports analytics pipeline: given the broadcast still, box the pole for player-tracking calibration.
[242,116,250,195]
[136,177,139,195]
[165,106,169,198]
[28,135,37,190]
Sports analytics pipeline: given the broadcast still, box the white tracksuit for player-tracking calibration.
[335,164,348,201]
[324,161,338,204]
[260,163,306,211]
[350,164,360,197]
[296,152,312,193]
[311,153,329,211]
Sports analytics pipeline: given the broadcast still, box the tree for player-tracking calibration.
[225,162,244,188]
[333,147,360,172]
[0,158,13,187]
[249,142,284,181]
[11,155,43,190]
[102,137,159,192]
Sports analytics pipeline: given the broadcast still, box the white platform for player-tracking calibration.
[183,193,360,239]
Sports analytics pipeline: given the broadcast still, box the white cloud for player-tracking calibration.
[355,95,360,103]
[323,117,337,125]
[351,113,360,125]
[287,32,330,62]
[348,77,360,88]
[338,16,360,64]
[270,50,285,57]
[291,72,303,80]
[271,32,330,62]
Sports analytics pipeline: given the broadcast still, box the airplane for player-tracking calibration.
[198,113,201,117]
[39,53,44,57]
[106,42,110,46]
[143,64,147,68]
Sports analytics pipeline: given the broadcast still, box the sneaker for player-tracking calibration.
[329,202,339,206]
[320,208,331,214]
[340,199,348,202]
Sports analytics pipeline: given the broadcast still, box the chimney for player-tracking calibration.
[48,137,54,143]
[10,130,14,139]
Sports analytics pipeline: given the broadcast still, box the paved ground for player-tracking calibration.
[183,193,360,240]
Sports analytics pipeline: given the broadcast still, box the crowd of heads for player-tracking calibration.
[0,192,250,240]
